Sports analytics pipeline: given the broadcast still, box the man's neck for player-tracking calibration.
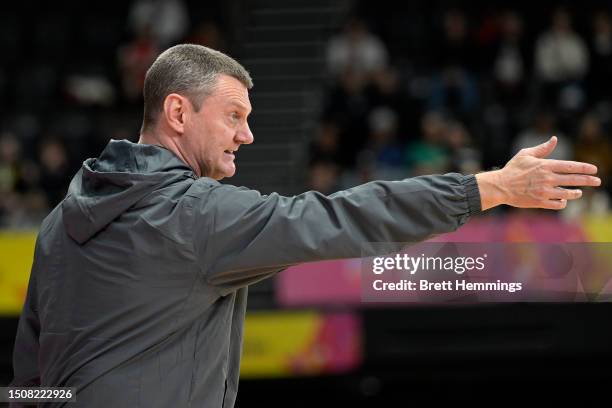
[138,131,202,177]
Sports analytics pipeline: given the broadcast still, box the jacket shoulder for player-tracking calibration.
[184,177,222,200]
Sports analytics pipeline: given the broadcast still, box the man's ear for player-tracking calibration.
[162,93,188,134]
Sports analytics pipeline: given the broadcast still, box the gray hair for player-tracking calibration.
[141,44,253,132]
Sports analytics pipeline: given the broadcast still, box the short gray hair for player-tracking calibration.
[141,44,253,132]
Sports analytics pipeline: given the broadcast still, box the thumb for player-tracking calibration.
[518,136,557,159]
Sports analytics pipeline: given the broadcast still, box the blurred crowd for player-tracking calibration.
[2,2,612,229]
[0,0,228,228]
[309,5,612,217]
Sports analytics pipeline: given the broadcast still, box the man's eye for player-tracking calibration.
[231,112,240,121]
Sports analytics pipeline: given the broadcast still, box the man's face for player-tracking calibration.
[184,74,253,180]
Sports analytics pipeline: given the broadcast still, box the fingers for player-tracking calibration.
[545,187,582,200]
[518,136,557,158]
[552,174,602,187]
[543,159,598,175]
[538,199,567,210]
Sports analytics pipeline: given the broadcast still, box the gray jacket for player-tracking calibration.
[11,139,481,407]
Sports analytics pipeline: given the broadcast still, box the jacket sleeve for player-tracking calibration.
[194,173,481,293]
[10,263,41,390]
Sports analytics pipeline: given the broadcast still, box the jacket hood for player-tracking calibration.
[62,139,196,244]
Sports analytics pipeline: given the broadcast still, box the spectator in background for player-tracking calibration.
[367,67,402,107]
[307,121,342,194]
[491,11,531,109]
[128,0,189,48]
[574,115,611,191]
[513,111,571,160]
[120,0,190,102]
[326,16,389,81]
[564,114,611,217]
[38,139,72,208]
[366,67,421,143]
[0,133,47,228]
[187,20,227,52]
[357,107,405,181]
[405,111,450,175]
[535,7,589,111]
[0,191,48,229]
[0,133,22,197]
[434,9,477,70]
[428,9,479,117]
[118,25,160,102]
[322,69,371,167]
[445,120,482,175]
[586,10,612,107]
[307,162,341,195]
[308,120,342,167]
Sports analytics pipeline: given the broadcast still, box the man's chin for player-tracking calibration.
[215,168,236,180]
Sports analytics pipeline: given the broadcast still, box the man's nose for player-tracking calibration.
[237,123,254,145]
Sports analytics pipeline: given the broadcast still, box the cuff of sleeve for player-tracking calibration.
[461,174,482,216]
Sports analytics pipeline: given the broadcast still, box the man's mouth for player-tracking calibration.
[224,149,236,156]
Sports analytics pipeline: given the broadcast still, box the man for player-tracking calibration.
[11,44,600,407]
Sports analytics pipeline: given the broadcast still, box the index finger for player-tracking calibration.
[543,159,598,175]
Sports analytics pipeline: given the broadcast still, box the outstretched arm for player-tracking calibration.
[195,173,480,292]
